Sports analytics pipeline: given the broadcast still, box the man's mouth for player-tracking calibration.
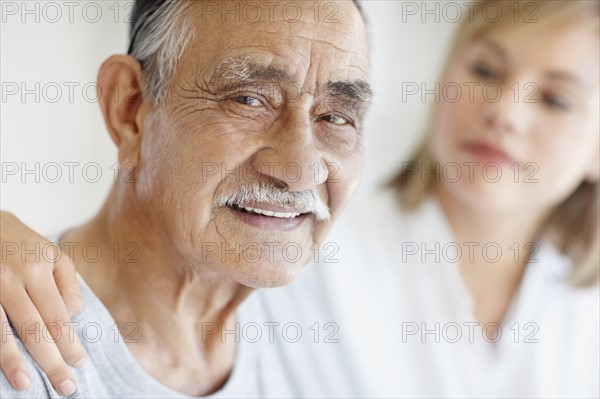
[214,181,331,221]
[233,204,302,219]
[226,202,311,230]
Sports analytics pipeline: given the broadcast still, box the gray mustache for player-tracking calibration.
[216,181,331,221]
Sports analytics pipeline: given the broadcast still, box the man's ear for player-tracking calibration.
[97,55,146,165]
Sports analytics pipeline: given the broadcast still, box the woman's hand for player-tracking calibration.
[0,211,86,395]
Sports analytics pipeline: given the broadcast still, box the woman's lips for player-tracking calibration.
[463,141,515,165]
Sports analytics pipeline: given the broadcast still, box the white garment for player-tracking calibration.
[3,194,597,398]
[0,236,359,398]
[258,189,600,398]
[1,273,308,398]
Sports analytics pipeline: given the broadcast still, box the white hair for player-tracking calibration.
[129,0,196,103]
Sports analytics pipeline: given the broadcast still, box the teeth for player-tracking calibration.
[241,206,301,219]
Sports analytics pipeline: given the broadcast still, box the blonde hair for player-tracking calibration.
[391,0,599,286]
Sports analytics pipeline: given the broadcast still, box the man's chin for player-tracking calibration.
[233,262,307,289]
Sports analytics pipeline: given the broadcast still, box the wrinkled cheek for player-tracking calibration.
[329,154,363,216]
[134,145,204,236]
[133,154,164,206]
[311,220,334,251]
[134,126,173,201]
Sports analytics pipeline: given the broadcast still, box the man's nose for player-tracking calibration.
[252,112,327,192]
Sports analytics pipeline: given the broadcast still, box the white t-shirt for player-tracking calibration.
[1,274,309,398]
[258,189,600,398]
[0,245,358,398]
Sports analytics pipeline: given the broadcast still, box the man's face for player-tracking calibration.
[131,1,371,287]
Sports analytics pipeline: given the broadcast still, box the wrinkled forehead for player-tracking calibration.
[178,0,370,86]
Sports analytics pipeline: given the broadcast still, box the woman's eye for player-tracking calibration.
[471,63,496,80]
[234,95,263,107]
[322,114,350,126]
[543,94,570,111]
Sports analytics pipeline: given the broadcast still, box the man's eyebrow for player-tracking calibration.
[207,57,373,103]
[325,80,374,103]
[209,57,294,87]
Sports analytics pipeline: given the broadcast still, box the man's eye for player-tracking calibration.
[234,95,263,107]
[322,114,350,126]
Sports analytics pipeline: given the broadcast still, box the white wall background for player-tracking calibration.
[1,1,456,235]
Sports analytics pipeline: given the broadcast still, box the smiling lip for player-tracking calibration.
[238,201,309,216]
[226,203,310,231]
[463,141,515,165]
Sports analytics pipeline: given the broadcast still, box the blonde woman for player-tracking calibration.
[260,1,599,396]
[1,1,598,397]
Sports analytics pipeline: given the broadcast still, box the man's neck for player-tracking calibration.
[60,191,254,396]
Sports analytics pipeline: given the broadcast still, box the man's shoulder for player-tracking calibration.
[1,276,127,398]
[0,329,58,398]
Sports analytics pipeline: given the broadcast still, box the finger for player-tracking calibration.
[2,289,78,396]
[0,306,32,391]
[52,246,83,317]
[27,277,87,368]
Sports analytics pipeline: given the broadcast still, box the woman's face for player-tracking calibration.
[431,21,599,214]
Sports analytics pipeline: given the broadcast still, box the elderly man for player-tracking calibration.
[0,0,371,397]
